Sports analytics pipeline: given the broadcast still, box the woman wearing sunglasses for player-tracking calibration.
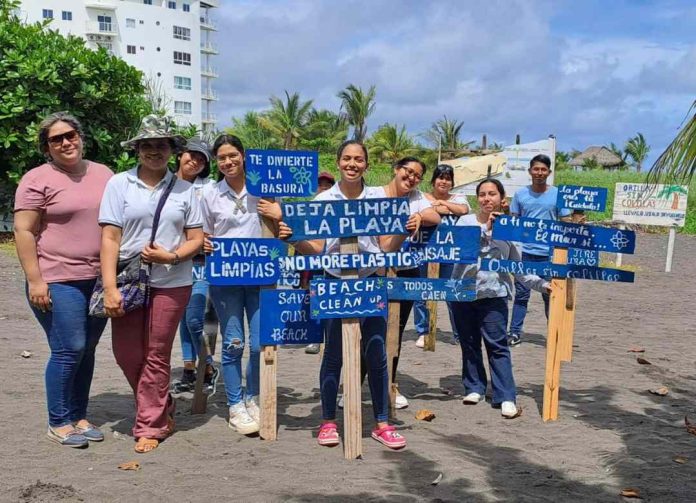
[14,112,113,448]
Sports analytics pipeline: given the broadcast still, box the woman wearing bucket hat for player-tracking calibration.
[98,115,204,453]
[14,111,113,448]
[171,137,220,395]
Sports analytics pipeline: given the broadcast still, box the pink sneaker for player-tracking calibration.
[371,425,406,450]
[317,422,340,447]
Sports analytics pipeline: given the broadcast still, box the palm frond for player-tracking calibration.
[648,100,696,185]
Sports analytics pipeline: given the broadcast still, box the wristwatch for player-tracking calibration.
[172,252,181,265]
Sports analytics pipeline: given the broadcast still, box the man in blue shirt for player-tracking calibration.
[508,154,571,346]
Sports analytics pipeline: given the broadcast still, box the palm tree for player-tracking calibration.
[367,123,418,163]
[649,100,696,184]
[299,109,349,153]
[606,142,628,165]
[336,84,376,142]
[227,111,278,150]
[260,90,313,149]
[624,133,650,173]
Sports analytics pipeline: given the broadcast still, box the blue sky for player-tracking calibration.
[213,0,696,167]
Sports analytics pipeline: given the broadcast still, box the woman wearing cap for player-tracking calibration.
[171,137,220,395]
[14,111,113,448]
[99,115,204,453]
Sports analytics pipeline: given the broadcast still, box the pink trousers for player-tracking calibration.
[112,285,191,439]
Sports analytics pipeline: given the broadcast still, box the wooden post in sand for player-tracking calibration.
[424,262,439,352]
[259,211,278,440]
[385,268,399,418]
[191,328,214,414]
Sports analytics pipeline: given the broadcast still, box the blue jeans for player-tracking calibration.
[451,297,516,404]
[28,279,108,427]
[179,279,213,365]
[321,316,389,423]
[510,252,550,336]
[414,263,460,340]
[209,285,260,405]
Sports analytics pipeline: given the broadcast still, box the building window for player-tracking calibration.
[173,26,191,41]
[42,9,53,19]
[97,15,112,32]
[126,18,135,28]
[168,1,176,9]
[174,76,192,90]
[183,3,191,12]
[174,101,192,115]
[62,11,72,21]
[127,45,136,54]
[173,51,191,66]
[143,0,152,4]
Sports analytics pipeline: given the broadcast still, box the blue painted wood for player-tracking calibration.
[557,185,608,212]
[492,214,636,254]
[480,258,634,283]
[385,277,476,302]
[407,225,480,264]
[309,278,388,319]
[192,264,205,281]
[278,250,422,272]
[282,197,410,240]
[567,248,600,267]
[259,289,323,345]
[245,149,318,197]
[206,237,287,286]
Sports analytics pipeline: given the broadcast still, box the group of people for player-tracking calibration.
[15,110,565,454]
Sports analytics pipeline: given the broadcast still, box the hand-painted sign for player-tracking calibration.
[567,248,600,267]
[557,185,608,212]
[282,198,410,241]
[407,225,480,264]
[492,214,636,254]
[385,277,476,302]
[192,263,205,281]
[481,258,634,283]
[246,149,319,197]
[612,183,688,227]
[206,238,287,286]
[279,251,422,272]
[309,278,388,319]
[259,289,323,345]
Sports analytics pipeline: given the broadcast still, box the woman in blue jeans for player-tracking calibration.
[14,112,112,447]
[450,178,550,419]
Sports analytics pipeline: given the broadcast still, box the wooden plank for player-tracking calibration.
[259,210,278,440]
[340,236,362,459]
[424,262,440,352]
[190,330,213,414]
[560,278,577,362]
[385,268,399,418]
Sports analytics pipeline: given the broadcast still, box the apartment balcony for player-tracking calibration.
[200,0,220,8]
[202,89,219,101]
[85,21,117,36]
[202,113,218,124]
[85,1,117,10]
[201,67,219,78]
[200,43,219,55]
[200,17,217,31]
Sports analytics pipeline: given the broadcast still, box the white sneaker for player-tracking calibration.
[415,335,425,348]
[501,401,519,418]
[462,392,483,404]
[395,392,409,409]
[245,397,260,424]
[228,402,260,434]
[337,394,344,409]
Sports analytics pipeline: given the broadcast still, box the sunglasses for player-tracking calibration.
[47,130,80,146]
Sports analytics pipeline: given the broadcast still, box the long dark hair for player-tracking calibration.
[212,134,245,180]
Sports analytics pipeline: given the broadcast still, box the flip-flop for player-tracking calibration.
[134,437,159,453]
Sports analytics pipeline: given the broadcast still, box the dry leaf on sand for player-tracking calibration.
[636,357,652,365]
[118,461,141,471]
[673,455,688,464]
[415,409,436,422]
[685,416,696,436]
[627,347,645,353]
[648,387,669,396]
[431,473,443,485]
[620,488,641,498]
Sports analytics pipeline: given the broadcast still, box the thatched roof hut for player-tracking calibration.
[569,146,623,169]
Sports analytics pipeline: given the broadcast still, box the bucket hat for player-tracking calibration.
[121,114,186,151]
[183,136,211,162]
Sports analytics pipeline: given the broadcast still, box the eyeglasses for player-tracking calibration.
[400,166,423,181]
[216,153,241,163]
[47,130,79,146]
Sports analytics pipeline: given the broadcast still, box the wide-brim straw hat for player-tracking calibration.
[121,114,187,151]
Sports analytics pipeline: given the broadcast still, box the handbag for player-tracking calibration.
[89,176,177,318]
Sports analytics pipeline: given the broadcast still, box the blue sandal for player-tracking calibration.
[47,426,89,448]
[75,422,104,442]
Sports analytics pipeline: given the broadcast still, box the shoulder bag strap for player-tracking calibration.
[149,176,177,246]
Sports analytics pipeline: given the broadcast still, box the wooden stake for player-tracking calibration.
[424,262,439,352]
[560,278,577,362]
[259,209,278,440]
[340,237,362,459]
[385,268,399,418]
[191,330,213,414]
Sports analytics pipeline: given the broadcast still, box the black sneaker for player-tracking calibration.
[204,365,220,396]
[508,334,521,347]
[172,370,196,393]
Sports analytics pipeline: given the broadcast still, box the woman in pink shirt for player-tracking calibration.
[14,112,113,448]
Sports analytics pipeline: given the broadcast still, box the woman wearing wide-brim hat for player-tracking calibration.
[98,115,204,453]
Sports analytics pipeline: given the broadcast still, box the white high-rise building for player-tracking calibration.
[17,0,219,133]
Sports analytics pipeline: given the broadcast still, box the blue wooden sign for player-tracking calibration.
[481,258,634,283]
[557,185,608,212]
[309,278,388,319]
[492,215,636,254]
[192,263,205,281]
[407,225,481,264]
[385,277,476,302]
[259,290,323,345]
[567,248,600,267]
[206,238,287,286]
[246,149,319,197]
[282,198,410,241]
[278,250,423,273]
